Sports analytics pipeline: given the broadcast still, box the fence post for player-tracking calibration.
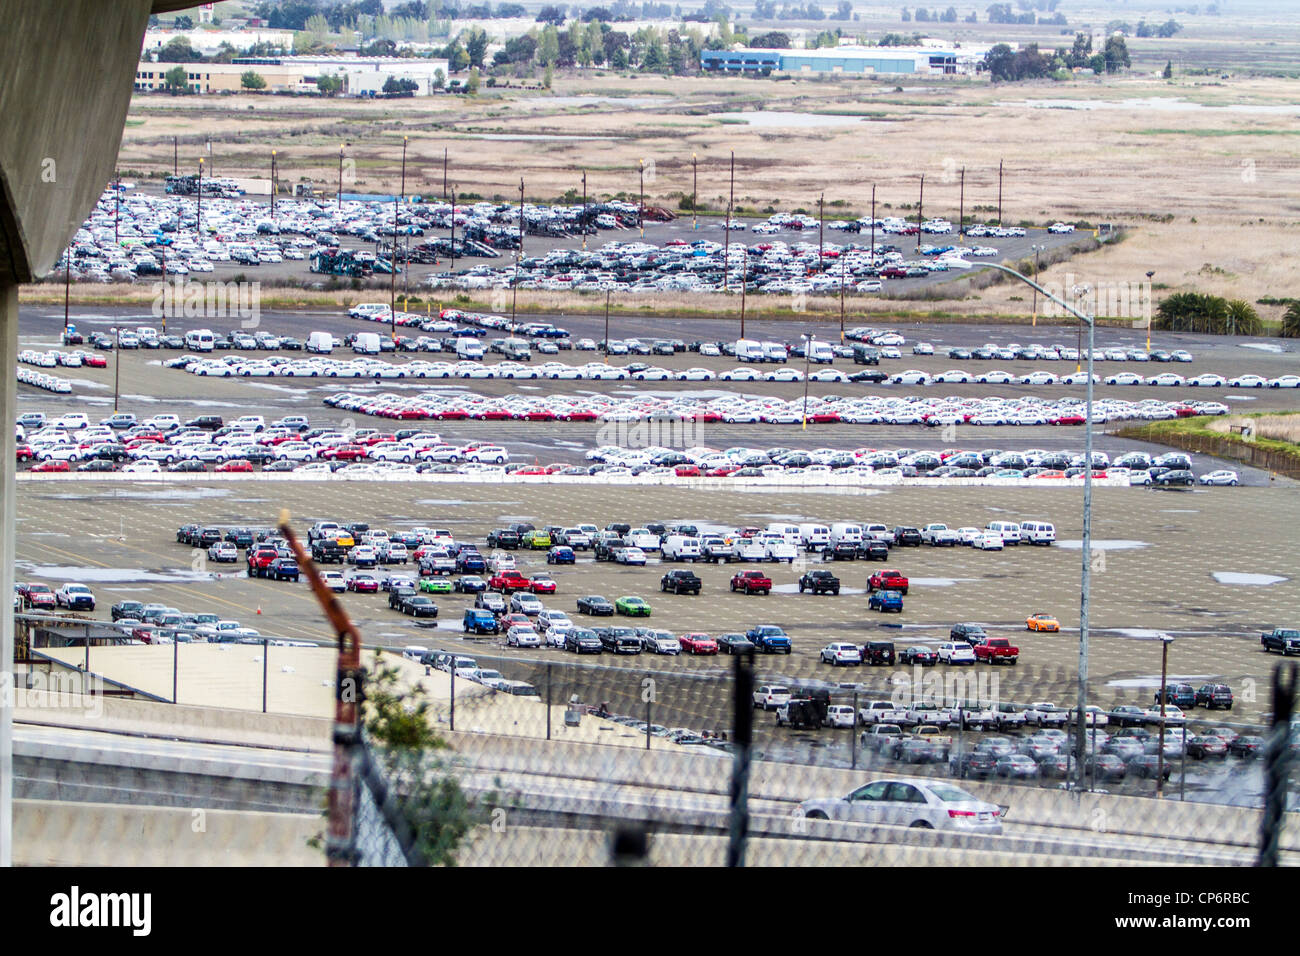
[1259,662,1297,866]
[727,647,755,868]
[449,665,455,733]
[173,637,179,704]
[645,673,652,751]
[546,663,552,741]
[851,690,858,771]
[262,638,268,713]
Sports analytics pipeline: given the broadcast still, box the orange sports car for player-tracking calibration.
[1026,613,1061,632]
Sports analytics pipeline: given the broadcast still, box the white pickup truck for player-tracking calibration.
[861,723,905,752]
[858,700,911,726]
[921,523,959,546]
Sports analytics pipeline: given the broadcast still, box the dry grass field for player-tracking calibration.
[72,5,1300,322]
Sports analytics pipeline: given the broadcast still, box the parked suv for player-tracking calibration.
[1194,684,1234,710]
[1153,683,1196,708]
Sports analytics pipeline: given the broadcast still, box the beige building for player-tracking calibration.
[135,55,452,95]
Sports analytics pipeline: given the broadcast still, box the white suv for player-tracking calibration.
[753,685,791,711]
[820,642,863,667]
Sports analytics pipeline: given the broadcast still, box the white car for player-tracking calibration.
[820,642,863,666]
[1198,470,1240,486]
[891,370,930,385]
[912,342,934,355]
[641,630,681,655]
[973,532,1004,551]
[1148,373,1185,387]
[798,778,1002,834]
[937,642,976,665]
[506,625,541,648]
[1228,375,1267,388]
[1269,375,1300,389]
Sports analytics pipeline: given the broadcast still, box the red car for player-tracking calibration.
[806,413,841,424]
[472,409,513,421]
[355,433,396,447]
[81,353,108,368]
[16,444,34,462]
[679,633,719,655]
[707,466,739,477]
[517,410,557,422]
[674,465,701,477]
[1050,414,1086,426]
[867,569,909,595]
[560,410,599,422]
[489,571,532,593]
[247,547,279,575]
[529,575,557,595]
[19,583,56,609]
[347,574,380,593]
[31,460,70,472]
[216,459,253,473]
[320,444,367,461]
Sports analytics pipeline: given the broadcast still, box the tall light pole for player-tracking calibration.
[916,174,924,253]
[512,178,524,329]
[112,327,121,412]
[580,170,587,250]
[958,166,965,237]
[270,149,277,218]
[817,193,824,277]
[997,158,1004,226]
[800,334,813,429]
[442,147,448,200]
[839,241,846,343]
[196,157,203,239]
[638,159,645,238]
[401,137,409,306]
[449,185,457,275]
[692,152,698,231]
[724,150,734,291]
[1031,244,1042,327]
[114,176,120,245]
[869,184,876,268]
[1156,634,1173,797]
[979,262,1095,796]
[1146,270,1156,351]
[337,145,344,211]
[739,245,747,338]
[603,289,610,355]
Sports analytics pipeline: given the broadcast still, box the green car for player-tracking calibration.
[419,577,452,594]
[615,596,651,617]
[523,530,552,550]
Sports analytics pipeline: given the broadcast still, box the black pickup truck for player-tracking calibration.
[311,539,346,564]
[798,569,841,595]
[660,570,702,595]
[1261,628,1300,655]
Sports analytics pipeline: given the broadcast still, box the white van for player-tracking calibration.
[808,341,834,364]
[306,331,334,354]
[1020,521,1056,546]
[402,645,427,662]
[986,521,1022,545]
[735,338,765,363]
[829,522,863,547]
[353,332,380,355]
[762,341,788,363]
[456,338,485,360]
[798,523,830,551]
[184,329,215,352]
[662,535,701,561]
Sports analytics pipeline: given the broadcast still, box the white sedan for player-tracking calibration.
[1188,374,1225,387]
[978,370,1015,385]
[1229,375,1268,388]
[799,778,1002,833]
[891,370,931,386]
[1105,372,1145,386]
[1269,375,1300,388]
[721,367,760,381]
[933,369,972,384]
[1198,470,1240,486]
[1148,373,1186,386]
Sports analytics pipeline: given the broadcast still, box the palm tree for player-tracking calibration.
[1282,301,1300,339]
[1224,299,1261,336]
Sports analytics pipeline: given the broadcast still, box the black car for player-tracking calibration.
[1194,683,1234,710]
[891,527,922,547]
[186,416,224,430]
[717,633,755,654]
[1228,736,1263,758]
[399,594,439,618]
[798,570,840,595]
[599,627,643,654]
[267,558,300,582]
[168,460,208,473]
[564,629,604,654]
[848,369,889,383]
[177,523,199,544]
[225,528,254,548]
[111,600,145,622]
[1155,469,1195,487]
[900,645,938,666]
[1126,754,1172,780]
[197,527,223,548]
[388,587,416,610]
[862,641,895,666]
[454,576,487,593]
[577,595,615,616]
[954,750,998,779]
[1109,705,1149,728]
[821,541,858,561]
[659,570,702,595]
[856,539,890,561]
[76,459,116,472]
[950,622,987,646]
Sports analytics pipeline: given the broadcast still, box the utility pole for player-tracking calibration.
[196,157,203,239]
[114,176,120,245]
[724,150,734,291]
[581,170,587,250]
[997,158,1003,226]
[638,159,645,238]
[603,289,610,355]
[739,246,746,337]
[63,239,71,335]
[270,150,277,218]
[1146,270,1156,350]
[400,137,409,308]
[817,193,824,277]
[800,334,813,429]
[1032,244,1041,327]
[839,243,846,342]
[173,135,178,176]
[513,178,524,329]
[442,147,448,200]
[449,185,457,275]
[916,174,924,252]
[390,189,397,336]
[692,152,697,231]
[958,166,965,237]
[869,184,876,270]
[337,145,344,211]
[1156,635,1173,797]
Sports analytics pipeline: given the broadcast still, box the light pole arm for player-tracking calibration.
[978,261,1094,328]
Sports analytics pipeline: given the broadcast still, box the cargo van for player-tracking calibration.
[662,535,701,561]
[306,331,333,354]
[735,338,765,363]
[829,522,863,547]
[184,329,215,352]
[808,341,834,364]
[353,332,380,355]
[1020,521,1055,545]
[798,523,830,551]
[762,341,788,363]
[986,521,1022,545]
[501,337,532,361]
[456,337,485,360]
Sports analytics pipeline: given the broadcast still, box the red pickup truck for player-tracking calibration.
[488,570,532,593]
[247,546,279,577]
[973,637,1019,665]
[867,569,909,595]
[730,570,772,595]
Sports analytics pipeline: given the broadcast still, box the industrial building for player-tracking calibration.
[134,55,451,95]
[701,45,985,76]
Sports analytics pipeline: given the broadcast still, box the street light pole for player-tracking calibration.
[800,334,813,429]
[724,150,734,291]
[739,246,746,337]
[603,289,610,355]
[692,153,697,231]
[817,193,824,277]
[449,185,457,275]
[112,327,121,412]
[337,145,344,211]
[1031,244,1041,327]
[916,174,924,253]
[1156,634,1173,797]
[638,159,645,238]
[581,170,587,250]
[958,166,965,237]
[1146,270,1156,351]
[270,150,277,218]
[997,158,1004,226]
[196,157,203,239]
[513,178,524,329]
[977,261,1095,796]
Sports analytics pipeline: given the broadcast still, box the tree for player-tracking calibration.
[157,36,204,62]
[464,27,489,67]
[1103,35,1130,73]
[835,1,852,18]
[174,14,193,29]
[750,31,791,48]
[901,7,911,21]
[1153,292,1257,335]
[1281,301,1300,339]
[383,76,419,93]
[642,34,668,72]
[466,66,481,92]
[316,73,344,95]
[241,70,268,90]
[537,3,566,23]
[1224,299,1262,337]
[983,43,1015,82]
[1163,59,1173,79]
[163,65,190,92]
[433,67,446,89]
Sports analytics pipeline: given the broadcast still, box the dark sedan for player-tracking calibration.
[576,595,615,616]
[900,645,938,666]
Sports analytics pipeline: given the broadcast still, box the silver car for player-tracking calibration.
[799,778,1003,833]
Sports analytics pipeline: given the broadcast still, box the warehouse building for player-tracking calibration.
[134,55,450,95]
[701,45,984,76]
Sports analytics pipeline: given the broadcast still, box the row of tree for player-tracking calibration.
[1107,19,1183,38]
[983,33,1129,82]
[1154,293,1262,337]
[752,1,853,20]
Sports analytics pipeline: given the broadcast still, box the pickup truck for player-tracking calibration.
[1261,628,1300,655]
[660,570,702,595]
[973,637,1019,665]
[798,569,841,595]
[921,523,959,547]
[858,700,911,726]
[310,539,346,564]
[898,725,953,759]
[488,570,532,593]
[862,723,905,753]
[730,570,772,595]
[746,625,791,653]
[867,569,909,595]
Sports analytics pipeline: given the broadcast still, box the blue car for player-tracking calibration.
[456,551,486,573]
[746,625,792,655]
[547,546,576,565]
[869,589,904,613]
